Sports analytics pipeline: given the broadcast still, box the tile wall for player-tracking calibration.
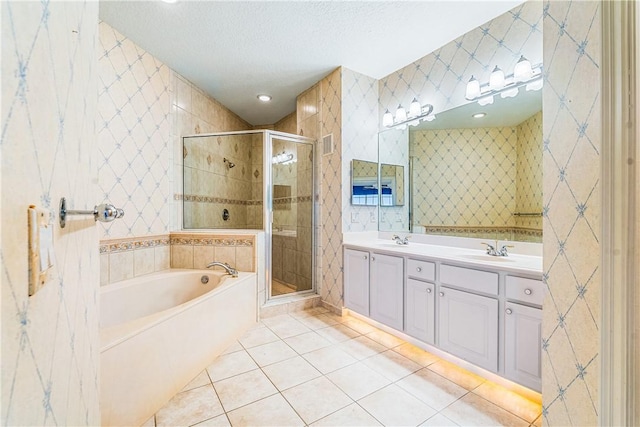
[341,69,380,233]
[1,2,101,424]
[274,111,297,134]
[541,1,601,425]
[99,235,170,285]
[169,233,256,273]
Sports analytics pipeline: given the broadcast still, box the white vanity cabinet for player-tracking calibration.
[438,286,499,372]
[370,253,404,330]
[405,278,435,344]
[343,248,370,316]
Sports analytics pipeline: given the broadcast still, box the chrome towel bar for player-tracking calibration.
[59,197,124,228]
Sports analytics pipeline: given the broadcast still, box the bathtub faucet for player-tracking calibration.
[206,261,239,278]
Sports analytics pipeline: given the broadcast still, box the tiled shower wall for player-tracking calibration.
[541,1,601,425]
[1,2,101,424]
[341,68,379,233]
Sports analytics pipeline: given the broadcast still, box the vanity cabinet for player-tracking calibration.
[438,286,499,372]
[370,253,404,330]
[343,248,370,316]
[504,302,542,391]
[405,278,435,344]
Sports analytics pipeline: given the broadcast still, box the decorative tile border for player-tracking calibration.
[274,195,312,205]
[99,235,170,254]
[175,193,263,206]
[170,236,254,247]
[423,225,542,238]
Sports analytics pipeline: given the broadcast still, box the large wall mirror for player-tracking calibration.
[379,89,542,243]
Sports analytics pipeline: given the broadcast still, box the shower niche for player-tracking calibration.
[182,130,315,298]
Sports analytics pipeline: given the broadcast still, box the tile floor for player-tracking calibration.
[146,307,542,427]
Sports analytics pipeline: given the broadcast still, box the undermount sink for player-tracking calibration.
[460,254,515,262]
[377,243,410,248]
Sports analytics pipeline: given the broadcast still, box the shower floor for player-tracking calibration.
[272,279,296,296]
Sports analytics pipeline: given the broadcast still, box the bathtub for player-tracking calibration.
[100,269,257,427]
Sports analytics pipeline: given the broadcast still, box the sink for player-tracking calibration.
[460,254,515,263]
[376,243,410,248]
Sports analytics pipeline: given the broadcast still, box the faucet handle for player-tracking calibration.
[480,242,495,249]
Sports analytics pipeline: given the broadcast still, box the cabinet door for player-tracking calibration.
[438,287,498,372]
[505,302,542,391]
[405,279,435,344]
[370,253,404,330]
[343,248,370,316]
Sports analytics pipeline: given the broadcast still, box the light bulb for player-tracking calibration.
[501,87,519,98]
[409,98,422,117]
[478,95,494,106]
[489,66,505,90]
[424,114,436,122]
[382,110,394,127]
[465,75,481,99]
[513,55,533,81]
[395,105,407,123]
[526,79,543,91]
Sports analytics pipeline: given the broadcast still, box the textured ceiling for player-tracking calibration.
[99,1,524,125]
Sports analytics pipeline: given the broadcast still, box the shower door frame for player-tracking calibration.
[263,130,317,301]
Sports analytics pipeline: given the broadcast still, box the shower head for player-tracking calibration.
[223,158,236,169]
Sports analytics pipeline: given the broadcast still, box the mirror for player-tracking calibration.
[379,89,542,243]
[380,164,404,206]
[351,159,379,206]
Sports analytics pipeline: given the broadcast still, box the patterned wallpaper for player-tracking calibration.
[341,68,379,232]
[1,2,101,425]
[541,1,601,425]
[378,127,410,231]
[97,22,171,239]
[379,1,543,127]
[515,111,543,230]
[319,69,344,311]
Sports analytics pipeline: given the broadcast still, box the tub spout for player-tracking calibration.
[206,261,238,278]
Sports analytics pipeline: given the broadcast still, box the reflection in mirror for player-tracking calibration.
[379,90,542,243]
[380,164,404,207]
[351,159,378,206]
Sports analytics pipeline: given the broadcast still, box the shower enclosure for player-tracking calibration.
[182,130,315,299]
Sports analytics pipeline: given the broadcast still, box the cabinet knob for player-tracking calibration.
[416,267,422,272]
[426,288,432,293]
[371,256,375,261]
[364,255,368,260]
[439,292,445,297]
[506,308,513,315]
[524,288,532,295]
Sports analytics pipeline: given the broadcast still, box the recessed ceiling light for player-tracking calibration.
[472,112,486,119]
[257,94,272,102]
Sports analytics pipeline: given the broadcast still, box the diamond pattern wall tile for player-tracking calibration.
[1,2,101,425]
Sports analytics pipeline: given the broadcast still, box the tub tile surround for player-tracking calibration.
[149,308,542,426]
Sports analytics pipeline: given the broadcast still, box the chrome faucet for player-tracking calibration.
[481,241,514,257]
[392,235,410,245]
[206,261,238,278]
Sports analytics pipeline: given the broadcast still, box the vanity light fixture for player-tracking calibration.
[472,112,486,119]
[257,94,272,102]
[272,151,295,165]
[383,98,435,129]
[466,56,543,105]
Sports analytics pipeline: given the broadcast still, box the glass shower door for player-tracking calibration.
[270,137,314,296]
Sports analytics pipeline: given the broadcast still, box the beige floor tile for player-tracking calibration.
[141,415,155,427]
[155,385,223,427]
[227,394,304,427]
[361,350,422,381]
[206,350,258,382]
[531,414,543,426]
[393,342,441,366]
[284,331,332,354]
[220,340,243,355]
[311,403,382,426]
[181,370,212,392]
[441,393,530,427]
[473,381,541,423]
[296,313,341,330]
[282,376,353,424]
[290,307,329,318]
[365,329,406,348]
[342,317,378,334]
[320,311,347,324]
[315,324,361,343]
[192,414,231,426]
[427,359,486,391]
[238,325,280,348]
[337,336,387,360]
[264,316,312,339]
[302,345,358,374]
[246,340,297,366]
[327,362,391,400]
[262,355,322,391]
[420,413,459,426]
[396,368,468,411]
[213,369,278,412]
[358,384,436,427]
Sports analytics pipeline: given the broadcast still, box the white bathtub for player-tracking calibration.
[100,269,257,426]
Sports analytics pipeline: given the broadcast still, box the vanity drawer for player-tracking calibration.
[407,259,435,281]
[440,264,498,295]
[506,276,544,306]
